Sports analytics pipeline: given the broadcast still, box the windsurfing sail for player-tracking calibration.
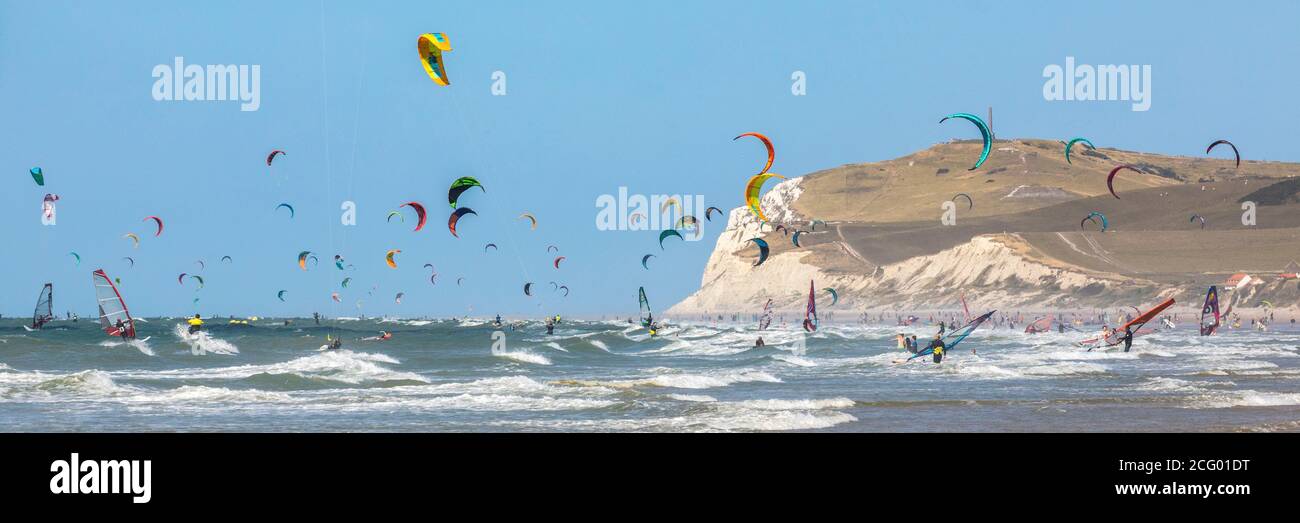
[803,280,818,332]
[1200,286,1220,336]
[759,299,773,331]
[960,292,971,324]
[1103,298,1175,346]
[638,286,652,327]
[92,269,136,339]
[32,283,53,329]
[1024,314,1053,334]
[909,311,996,360]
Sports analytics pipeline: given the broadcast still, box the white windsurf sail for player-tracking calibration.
[93,269,136,339]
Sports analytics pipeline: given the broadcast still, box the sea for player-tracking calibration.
[1,316,1298,432]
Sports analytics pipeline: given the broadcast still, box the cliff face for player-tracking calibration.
[668,139,1300,315]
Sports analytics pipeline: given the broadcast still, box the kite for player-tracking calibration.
[745,173,786,222]
[277,290,287,302]
[484,243,498,252]
[547,245,559,253]
[401,202,427,231]
[177,273,188,285]
[659,229,683,249]
[951,193,973,210]
[457,277,465,286]
[748,238,770,267]
[331,292,341,303]
[342,277,352,288]
[519,213,538,230]
[417,33,453,86]
[559,286,570,297]
[122,256,135,268]
[810,219,826,231]
[660,198,681,218]
[1081,211,1109,232]
[221,256,233,263]
[1190,214,1207,229]
[276,203,295,218]
[447,176,483,208]
[266,149,286,166]
[334,255,345,271]
[524,282,534,296]
[641,254,655,270]
[385,249,401,269]
[449,207,476,237]
[1206,140,1241,168]
[733,132,775,175]
[791,230,804,247]
[705,207,723,221]
[30,167,44,186]
[124,233,141,249]
[194,260,206,271]
[395,292,404,304]
[69,252,81,266]
[144,216,164,237]
[1065,138,1095,165]
[1106,165,1140,199]
[387,211,404,223]
[824,287,839,306]
[940,113,992,170]
[554,256,566,269]
[297,251,313,270]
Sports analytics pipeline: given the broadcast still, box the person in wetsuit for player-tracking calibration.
[755,337,765,348]
[114,319,131,340]
[545,318,555,335]
[328,336,343,351]
[1120,326,1134,353]
[187,314,203,335]
[925,334,946,363]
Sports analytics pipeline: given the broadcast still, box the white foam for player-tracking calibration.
[494,350,552,366]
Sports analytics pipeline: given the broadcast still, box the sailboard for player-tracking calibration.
[638,286,652,327]
[1199,286,1220,336]
[758,299,773,331]
[802,280,818,332]
[92,269,136,339]
[901,311,996,362]
[32,283,53,329]
[1024,314,1053,334]
[1103,298,1174,346]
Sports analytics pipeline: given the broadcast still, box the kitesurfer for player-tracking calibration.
[545,318,555,335]
[328,336,343,351]
[755,337,765,347]
[313,312,321,326]
[493,314,502,327]
[187,314,203,335]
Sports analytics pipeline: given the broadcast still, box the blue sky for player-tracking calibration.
[2,0,1298,318]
